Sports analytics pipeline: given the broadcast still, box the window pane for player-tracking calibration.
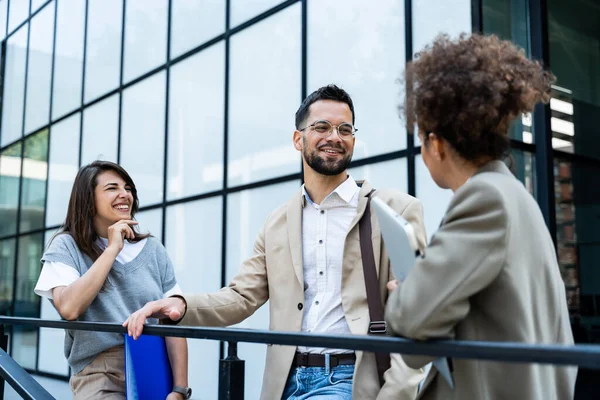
[38,293,69,375]
[482,0,530,53]
[120,72,165,206]
[415,154,453,242]
[135,208,163,242]
[11,324,38,369]
[37,229,69,376]
[228,5,301,186]
[84,0,123,103]
[12,232,44,369]
[1,25,28,147]
[554,159,600,312]
[556,158,600,393]
[81,94,119,166]
[52,0,85,119]
[548,0,600,160]
[170,0,225,59]
[348,158,408,193]
[31,0,47,14]
[24,2,55,135]
[416,152,536,243]
[0,238,16,316]
[38,294,69,375]
[412,0,471,54]
[482,0,533,143]
[226,182,299,283]
[46,113,80,227]
[554,159,600,338]
[548,87,574,153]
[230,0,283,27]
[555,160,576,289]
[123,0,167,83]
[509,149,536,197]
[20,129,49,232]
[8,0,28,33]
[0,0,8,41]
[0,142,22,237]
[166,196,222,399]
[166,197,222,293]
[411,0,471,148]
[226,180,299,400]
[168,43,224,200]
[308,0,407,158]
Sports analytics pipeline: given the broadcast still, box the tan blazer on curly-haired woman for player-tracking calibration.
[385,160,577,400]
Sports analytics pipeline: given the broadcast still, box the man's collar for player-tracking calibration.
[301,175,358,207]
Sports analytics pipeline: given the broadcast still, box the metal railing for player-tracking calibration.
[1,315,600,399]
[0,325,54,400]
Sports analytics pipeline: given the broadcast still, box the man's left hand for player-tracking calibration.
[387,279,399,292]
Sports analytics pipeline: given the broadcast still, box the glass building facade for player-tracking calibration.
[0,0,597,398]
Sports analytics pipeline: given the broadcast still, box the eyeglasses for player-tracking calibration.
[298,120,357,141]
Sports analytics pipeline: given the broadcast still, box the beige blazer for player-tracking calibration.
[385,161,577,400]
[178,180,427,400]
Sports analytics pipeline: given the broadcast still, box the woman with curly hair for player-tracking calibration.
[385,33,576,399]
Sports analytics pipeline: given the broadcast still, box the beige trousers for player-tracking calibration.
[70,346,126,400]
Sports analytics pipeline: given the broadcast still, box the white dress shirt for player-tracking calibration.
[34,237,182,299]
[297,175,360,354]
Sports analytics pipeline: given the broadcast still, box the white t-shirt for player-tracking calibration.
[34,237,182,299]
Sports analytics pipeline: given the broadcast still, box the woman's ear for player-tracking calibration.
[428,132,444,161]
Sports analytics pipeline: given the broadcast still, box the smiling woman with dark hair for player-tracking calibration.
[385,33,577,399]
[34,160,190,400]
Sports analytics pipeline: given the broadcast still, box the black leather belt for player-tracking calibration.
[291,352,356,368]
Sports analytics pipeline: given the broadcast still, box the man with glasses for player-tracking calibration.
[125,85,426,399]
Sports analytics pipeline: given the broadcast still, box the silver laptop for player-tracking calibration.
[371,197,454,389]
[371,197,420,281]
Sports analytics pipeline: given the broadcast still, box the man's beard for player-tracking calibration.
[303,137,352,176]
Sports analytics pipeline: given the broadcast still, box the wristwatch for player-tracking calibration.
[173,386,192,399]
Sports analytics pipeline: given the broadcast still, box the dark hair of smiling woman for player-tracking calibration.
[403,33,555,163]
[58,160,150,261]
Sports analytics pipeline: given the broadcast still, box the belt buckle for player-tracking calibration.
[369,321,387,334]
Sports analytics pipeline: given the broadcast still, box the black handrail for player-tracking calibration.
[1,316,599,369]
[0,325,54,400]
[0,348,55,400]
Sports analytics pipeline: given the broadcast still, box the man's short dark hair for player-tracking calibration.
[295,84,355,129]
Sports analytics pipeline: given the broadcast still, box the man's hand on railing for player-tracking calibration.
[123,297,187,340]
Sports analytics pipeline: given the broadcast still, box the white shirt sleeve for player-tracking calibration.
[34,261,81,299]
[163,283,183,298]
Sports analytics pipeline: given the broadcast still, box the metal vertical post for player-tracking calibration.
[1,325,8,399]
[218,341,245,400]
[405,0,416,197]
[529,0,557,245]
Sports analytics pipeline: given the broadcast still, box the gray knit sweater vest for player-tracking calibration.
[41,233,177,374]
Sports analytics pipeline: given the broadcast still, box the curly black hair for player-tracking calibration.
[404,33,555,162]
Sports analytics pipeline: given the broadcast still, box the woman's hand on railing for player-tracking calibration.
[123,297,187,340]
[166,391,185,400]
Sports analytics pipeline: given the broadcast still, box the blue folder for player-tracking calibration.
[124,334,173,400]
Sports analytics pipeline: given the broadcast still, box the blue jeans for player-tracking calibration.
[281,365,354,400]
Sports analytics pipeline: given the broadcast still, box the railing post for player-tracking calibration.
[1,324,8,399]
[218,341,245,400]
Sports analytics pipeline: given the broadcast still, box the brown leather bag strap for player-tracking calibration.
[358,189,391,387]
